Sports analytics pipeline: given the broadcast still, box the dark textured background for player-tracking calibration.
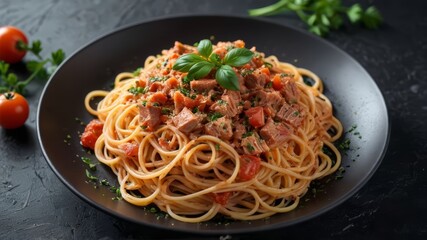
[1,0,426,239]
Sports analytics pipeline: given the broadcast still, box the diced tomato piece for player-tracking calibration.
[119,142,139,157]
[173,91,185,112]
[165,77,179,89]
[234,40,245,48]
[213,192,231,206]
[183,95,200,109]
[169,53,179,60]
[149,92,168,105]
[245,106,265,128]
[238,155,261,181]
[136,79,146,88]
[149,82,163,92]
[80,119,104,149]
[272,74,283,91]
[260,67,270,77]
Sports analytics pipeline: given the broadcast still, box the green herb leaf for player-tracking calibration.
[133,67,142,76]
[51,49,65,66]
[85,169,98,181]
[361,6,383,29]
[29,40,43,57]
[172,39,253,91]
[215,65,239,91]
[347,4,363,23]
[0,61,9,76]
[209,53,221,66]
[197,39,213,58]
[187,61,214,80]
[209,112,223,121]
[128,86,147,95]
[0,39,66,94]
[172,53,204,72]
[223,48,254,67]
[248,0,382,37]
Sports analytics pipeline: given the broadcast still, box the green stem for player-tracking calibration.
[21,59,49,85]
[248,0,289,16]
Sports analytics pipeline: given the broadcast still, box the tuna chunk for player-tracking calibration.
[233,121,246,141]
[190,79,218,93]
[259,118,292,148]
[139,105,162,131]
[256,90,284,115]
[241,133,270,155]
[244,69,268,90]
[204,116,233,140]
[172,107,201,133]
[210,92,242,117]
[281,79,299,104]
[276,102,304,127]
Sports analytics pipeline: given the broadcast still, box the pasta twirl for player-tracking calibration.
[82,40,343,223]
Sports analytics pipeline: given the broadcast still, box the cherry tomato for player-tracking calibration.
[238,155,261,181]
[0,92,30,129]
[0,26,28,64]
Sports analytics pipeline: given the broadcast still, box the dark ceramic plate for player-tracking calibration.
[37,15,389,235]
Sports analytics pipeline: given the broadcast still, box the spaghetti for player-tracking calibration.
[82,40,343,222]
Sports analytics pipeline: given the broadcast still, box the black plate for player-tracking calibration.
[37,15,389,235]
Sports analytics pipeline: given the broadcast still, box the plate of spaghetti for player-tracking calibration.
[37,16,389,234]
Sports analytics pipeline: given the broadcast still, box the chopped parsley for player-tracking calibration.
[149,76,168,82]
[128,86,148,95]
[338,138,351,151]
[161,108,172,115]
[217,99,227,105]
[241,69,254,77]
[263,61,273,68]
[209,112,223,121]
[132,67,142,76]
[81,157,98,170]
[246,143,255,152]
[242,131,254,138]
[85,169,98,181]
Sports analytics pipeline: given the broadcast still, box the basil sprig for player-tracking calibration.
[172,39,254,91]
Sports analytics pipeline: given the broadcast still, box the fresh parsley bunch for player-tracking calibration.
[172,39,254,91]
[0,40,65,94]
[248,0,383,36]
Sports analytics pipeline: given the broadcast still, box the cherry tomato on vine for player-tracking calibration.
[0,26,28,64]
[0,92,29,129]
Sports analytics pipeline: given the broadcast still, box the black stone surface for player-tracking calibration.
[1,0,426,239]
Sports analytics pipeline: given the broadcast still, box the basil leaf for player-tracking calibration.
[223,48,254,67]
[188,61,214,80]
[215,65,239,91]
[172,53,204,72]
[209,53,221,66]
[197,39,213,58]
